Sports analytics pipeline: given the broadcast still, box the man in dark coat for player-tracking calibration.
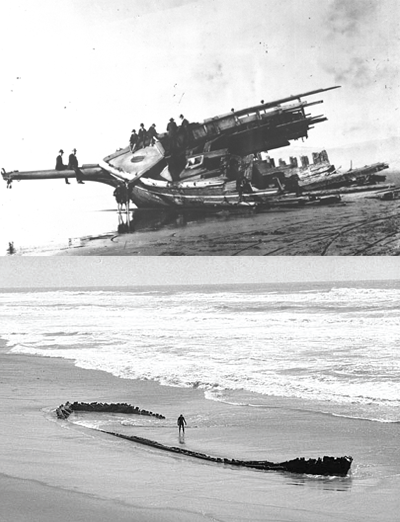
[167,118,178,136]
[55,149,69,184]
[167,118,178,152]
[68,148,84,184]
[147,124,158,146]
[129,129,138,152]
[179,114,190,147]
[179,114,189,129]
[138,123,147,149]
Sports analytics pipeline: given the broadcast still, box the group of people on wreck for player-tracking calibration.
[55,148,84,185]
[129,123,158,152]
[129,114,190,153]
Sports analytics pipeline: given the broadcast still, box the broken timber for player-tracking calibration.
[55,402,352,477]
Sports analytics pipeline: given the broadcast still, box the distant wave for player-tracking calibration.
[204,390,400,424]
[328,412,400,424]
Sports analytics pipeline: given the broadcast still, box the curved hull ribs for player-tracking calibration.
[55,401,353,477]
[102,430,353,477]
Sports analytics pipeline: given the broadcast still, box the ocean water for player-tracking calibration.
[1,280,399,423]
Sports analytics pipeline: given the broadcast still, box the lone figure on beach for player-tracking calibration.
[177,414,187,435]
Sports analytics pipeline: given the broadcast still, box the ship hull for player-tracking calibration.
[130,178,281,208]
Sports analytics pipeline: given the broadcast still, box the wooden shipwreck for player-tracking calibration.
[0,86,349,207]
[56,402,353,477]
[2,85,393,208]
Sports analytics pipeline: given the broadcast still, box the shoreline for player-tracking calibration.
[55,197,400,256]
[2,190,399,255]
[1,342,399,521]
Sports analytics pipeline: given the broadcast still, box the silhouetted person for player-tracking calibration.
[56,149,69,184]
[138,123,147,149]
[7,242,15,255]
[129,129,138,152]
[179,114,189,129]
[68,148,84,184]
[167,118,178,152]
[177,414,187,435]
[113,183,129,210]
[167,118,178,136]
[147,124,158,146]
[236,177,252,202]
[179,114,190,147]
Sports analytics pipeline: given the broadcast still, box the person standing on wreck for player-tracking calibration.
[179,114,189,147]
[147,124,158,146]
[55,149,69,184]
[129,129,138,152]
[138,123,147,149]
[167,118,178,152]
[177,414,187,436]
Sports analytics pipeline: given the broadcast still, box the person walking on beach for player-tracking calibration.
[177,414,187,435]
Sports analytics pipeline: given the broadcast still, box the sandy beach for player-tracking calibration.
[1,338,399,522]
[52,195,400,256]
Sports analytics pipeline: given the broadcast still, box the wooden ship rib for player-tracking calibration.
[56,402,353,477]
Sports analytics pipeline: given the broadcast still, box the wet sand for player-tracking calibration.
[1,339,399,521]
[55,196,400,256]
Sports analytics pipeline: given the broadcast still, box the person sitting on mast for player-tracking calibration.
[68,148,84,184]
[55,149,69,185]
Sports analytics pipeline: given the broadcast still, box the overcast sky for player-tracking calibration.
[0,257,398,288]
[0,0,399,173]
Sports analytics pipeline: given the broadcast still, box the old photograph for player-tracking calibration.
[1,0,399,255]
[0,256,399,521]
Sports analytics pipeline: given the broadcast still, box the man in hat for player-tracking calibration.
[138,123,147,149]
[147,124,158,146]
[167,118,178,152]
[179,114,189,129]
[129,129,138,152]
[55,149,69,184]
[68,148,84,184]
[179,114,189,146]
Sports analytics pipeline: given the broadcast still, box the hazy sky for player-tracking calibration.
[0,0,399,252]
[0,0,399,173]
[0,257,398,288]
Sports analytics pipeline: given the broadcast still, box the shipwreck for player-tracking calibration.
[1,85,393,208]
[56,402,353,477]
